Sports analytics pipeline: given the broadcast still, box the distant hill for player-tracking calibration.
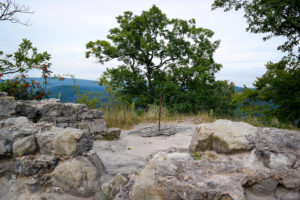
[47,85,106,103]
[28,77,99,88]
[3,77,249,103]
[21,78,104,103]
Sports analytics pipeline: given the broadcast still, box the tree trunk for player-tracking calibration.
[146,67,154,102]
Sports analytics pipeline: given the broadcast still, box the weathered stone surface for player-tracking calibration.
[88,119,107,135]
[102,173,128,200]
[13,136,36,157]
[128,122,300,200]
[52,128,93,158]
[0,95,16,119]
[79,109,103,120]
[36,127,92,158]
[251,178,278,196]
[52,155,101,197]
[102,128,121,140]
[15,154,58,176]
[189,120,258,153]
[130,148,247,200]
[14,98,108,138]
[0,158,15,175]
[15,100,39,120]
[83,150,105,172]
[0,117,37,157]
[275,187,300,200]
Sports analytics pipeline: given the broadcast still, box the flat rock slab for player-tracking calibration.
[128,125,191,137]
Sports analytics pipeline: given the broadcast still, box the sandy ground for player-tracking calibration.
[121,120,196,158]
[97,119,197,159]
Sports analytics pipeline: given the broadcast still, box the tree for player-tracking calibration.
[232,57,299,125]
[0,0,32,25]
[86,5,232,114]
[254,58,299,122]
[0,39,52,100]
[213,0,300,125]
[212,0,300,53]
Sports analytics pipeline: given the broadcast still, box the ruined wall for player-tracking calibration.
[0,92,106,199]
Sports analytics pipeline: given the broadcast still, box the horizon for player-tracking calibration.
[1,0,286,87]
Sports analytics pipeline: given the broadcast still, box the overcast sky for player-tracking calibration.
[0,0,285,86]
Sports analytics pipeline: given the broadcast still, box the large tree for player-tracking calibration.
[213,0,300,124]
[212,0,300,53]
[86,5,233,113]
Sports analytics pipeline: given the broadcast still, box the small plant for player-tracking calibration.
[0,39,52,100]
[191,152,202,160]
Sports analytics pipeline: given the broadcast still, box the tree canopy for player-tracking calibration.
[212,0,300,54]
[213,0,300,125]
[86,5,234,114]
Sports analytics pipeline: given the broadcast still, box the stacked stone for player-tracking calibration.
[14,97,121,140]
[0,92,105,199]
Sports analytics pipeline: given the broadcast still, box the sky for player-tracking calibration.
[0,0,286,87]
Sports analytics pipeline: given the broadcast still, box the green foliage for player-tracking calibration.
[191,152,202,160]
[212,0,300,53]
[0,39,52,100]
[233,57,300,125]
[254,58,300,123]
[86,5,235,115]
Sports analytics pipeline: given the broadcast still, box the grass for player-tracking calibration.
[103,104,220,130]
[103,105,299,130]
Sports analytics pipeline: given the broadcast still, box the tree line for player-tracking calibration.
[1,0,299,126]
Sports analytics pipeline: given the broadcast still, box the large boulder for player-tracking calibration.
[189,120,258,153]
[129,121,300,200]
[52,155,101,197]
[36,127,93,158]
[130,148,247,200]
[0,117,38,157]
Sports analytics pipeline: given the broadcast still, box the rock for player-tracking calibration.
[0,158,15,175]
[130,148,247,200]
[102,173,128,200]
[80,109,103,120]
[0,95,16,119]
[275,187,300,200]
[264,152,295,169]
[102,128,121,140]
[97,151,146,177]
[251,178,278,196]
[53,128,93,158]
[14,98,108,137]
[189,120,258,153]
[15,154,58,176]
[13,136,36,157]
[36,127,93,158]
[84,150,105,172]
[0,117,38,157]
[88,119,107,135]
[52,156,101,197]
[0,92,7,97]
[15,100,39,120]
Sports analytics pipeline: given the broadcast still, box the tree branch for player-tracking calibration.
[0,0,33,25]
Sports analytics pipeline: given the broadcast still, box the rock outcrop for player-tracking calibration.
[127,120,300,200]
[0,93,106,200]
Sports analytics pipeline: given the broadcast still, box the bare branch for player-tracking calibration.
[0,0,33,25]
